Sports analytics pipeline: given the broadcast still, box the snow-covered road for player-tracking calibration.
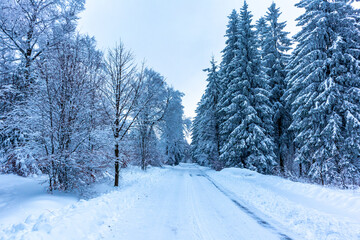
[107,164,293,240]
[1,163,360,240]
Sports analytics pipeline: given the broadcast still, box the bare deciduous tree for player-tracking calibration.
[103,42,150,187]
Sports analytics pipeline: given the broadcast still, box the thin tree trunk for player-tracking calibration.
[114,143,120,187]
[278,118,285,174]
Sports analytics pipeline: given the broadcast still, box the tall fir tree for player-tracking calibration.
[220,2,276,173]
[191,58,221,169]
[284,0,360,185]
[191,96,208,165]
[217,9,240,157]
[262,3,292,173]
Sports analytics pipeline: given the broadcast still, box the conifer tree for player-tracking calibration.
[217,10,240,154]
[284,0,360,185]
[262,3,292,173]
[191,96,208,166]
[191,58,221,169]
[220,2,275,173]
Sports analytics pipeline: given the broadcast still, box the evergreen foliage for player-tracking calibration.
[192,1,360,187]
[191,58,221,169]
[219,2,275,173]
[262,3,292,173]
[285,0,360,185]
[217,9,241,152]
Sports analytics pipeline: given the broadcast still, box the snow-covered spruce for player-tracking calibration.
[191,58,221,169]
[220,2,275,173]
[260,3,292,174]
[284,0,360,186]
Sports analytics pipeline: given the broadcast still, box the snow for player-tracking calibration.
[0,174,77,228]
[0,167,170,240]
[207,167,360,240]
[1,164,360,240]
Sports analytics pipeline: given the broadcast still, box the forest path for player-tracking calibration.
[108,163,294,240]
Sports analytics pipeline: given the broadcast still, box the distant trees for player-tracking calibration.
[132,69,169,170]
[161,88,186,166]
[101,42,188,186]
[123,69,190,171]
[192,0,360,187]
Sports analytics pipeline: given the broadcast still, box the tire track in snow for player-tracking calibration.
[197,171,295,240]
[190,172,261,239]
[187,173,214,240]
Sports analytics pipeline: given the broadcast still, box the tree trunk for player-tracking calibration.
[114,143,120,187]
[279,156,284,174]
[278,118,285,174]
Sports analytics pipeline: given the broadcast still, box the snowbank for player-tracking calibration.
[0,174,77,229]
[0,166,167,240]
[207,167,360,240]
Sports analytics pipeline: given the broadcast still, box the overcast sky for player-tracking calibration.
[77,0,304,118]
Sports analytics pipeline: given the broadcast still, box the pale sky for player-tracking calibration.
[77,0,304,118]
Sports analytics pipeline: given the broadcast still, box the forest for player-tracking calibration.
[1,0,360,193]
[0,0,191,191]
[192,0,360,188]
[1,1,360,239]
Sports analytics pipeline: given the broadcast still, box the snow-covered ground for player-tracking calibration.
[1,164,359,240]
[0,174,77,228]
[206,167,360,240]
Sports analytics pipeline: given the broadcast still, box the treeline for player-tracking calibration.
[0,0,189,190]
[192,0,360,187]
